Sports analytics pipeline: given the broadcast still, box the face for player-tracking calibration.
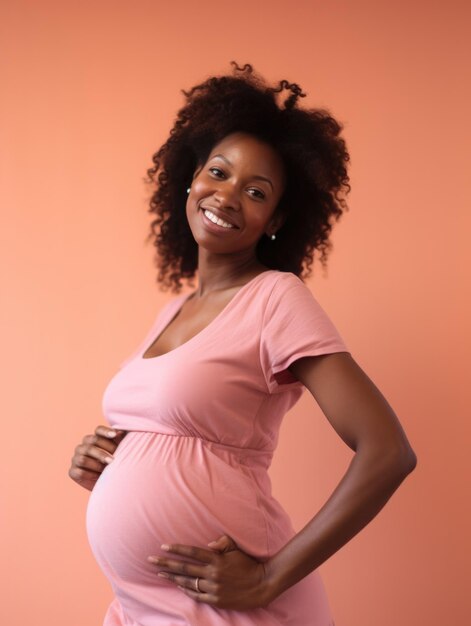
[186,132,287,259]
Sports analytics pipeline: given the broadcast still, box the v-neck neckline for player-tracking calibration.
[140,270,276,360]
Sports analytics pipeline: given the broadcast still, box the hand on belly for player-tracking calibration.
[147,534,273,611]
[85,432,269,587]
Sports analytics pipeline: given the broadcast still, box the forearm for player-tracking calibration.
[264,448,416,601]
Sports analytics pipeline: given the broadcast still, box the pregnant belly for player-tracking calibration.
[86,432,269,587]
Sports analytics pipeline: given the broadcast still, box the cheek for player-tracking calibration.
[186,180,204,210]
[249,215,269,231]
[249,209,276,230]
[191,176,211,196]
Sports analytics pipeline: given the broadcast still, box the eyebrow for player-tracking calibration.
[211,154,274,191]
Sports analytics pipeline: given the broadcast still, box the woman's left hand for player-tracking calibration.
[147,535,274,610]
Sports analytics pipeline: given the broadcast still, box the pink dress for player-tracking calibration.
[86,269,348,625]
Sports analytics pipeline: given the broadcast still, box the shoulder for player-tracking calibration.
[262,270,320,311]
[261,270,307,297]
[260,270,345,344]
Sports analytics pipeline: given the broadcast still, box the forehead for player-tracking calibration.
[208,132,285,180]
[210,131,274,155]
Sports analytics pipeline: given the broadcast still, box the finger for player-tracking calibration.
[160,543,215,564]
[158,572,215,594]
[207,535,237,553]
[84,435,119,456]
[69,465,96,480]
[177,585,216,604]
[75,443,114,466]
[94,425,119,439]
[94,426,127,444]
[72,456,109,474]
[96,430,127,452]
[68,465,100,489]
[207,536,227,550]
[72,450,113,473]
[81,434,116,455]
[147,555,206,578]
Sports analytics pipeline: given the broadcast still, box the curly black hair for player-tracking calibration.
[144,61,350,293]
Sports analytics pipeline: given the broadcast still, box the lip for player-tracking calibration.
[200,207,239,235]
[200,205,240,229]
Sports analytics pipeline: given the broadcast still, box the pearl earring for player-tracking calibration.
[186,187,191,194]
[270,233,276,240]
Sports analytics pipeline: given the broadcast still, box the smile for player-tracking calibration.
[202,209,236,229]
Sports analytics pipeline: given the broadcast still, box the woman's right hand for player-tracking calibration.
[68,425,127,492]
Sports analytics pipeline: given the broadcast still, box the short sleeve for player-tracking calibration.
[260,273,349,394]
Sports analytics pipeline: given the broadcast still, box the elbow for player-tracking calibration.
[403,448,418,473]
[388,443,418,478]
[361,440,418,479]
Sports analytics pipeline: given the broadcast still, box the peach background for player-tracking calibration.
[1,1,469,624]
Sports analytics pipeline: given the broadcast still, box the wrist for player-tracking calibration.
[260,557,283,605]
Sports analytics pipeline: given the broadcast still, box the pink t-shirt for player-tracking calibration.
[86,269,348,626]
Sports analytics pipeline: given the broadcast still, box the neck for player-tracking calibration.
[194,249,266,298]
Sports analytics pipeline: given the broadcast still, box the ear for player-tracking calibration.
[267,209,287,235]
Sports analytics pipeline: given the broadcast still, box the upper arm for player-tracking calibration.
[288,352,417,468]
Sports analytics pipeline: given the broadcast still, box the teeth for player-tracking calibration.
[203,209,235,229]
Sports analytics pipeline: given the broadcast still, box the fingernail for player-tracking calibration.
[104,456,114,464]
[158,572,169,578]
[161,544,170,551]
[106,430,117,437]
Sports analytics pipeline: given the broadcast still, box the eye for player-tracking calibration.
[248,188,266,200]
[209,167,225,178]
[209,167,266,200]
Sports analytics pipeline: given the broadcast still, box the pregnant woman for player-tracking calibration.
[69,62,417,625]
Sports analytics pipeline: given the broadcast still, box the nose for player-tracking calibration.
[212,182,241,211]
